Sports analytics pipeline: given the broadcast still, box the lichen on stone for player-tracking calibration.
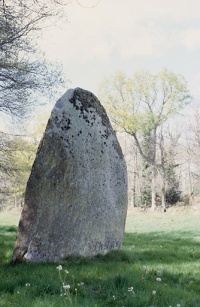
[12,87,128,263]
[69,88,110,127]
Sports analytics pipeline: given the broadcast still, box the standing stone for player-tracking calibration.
[12,88,128,263]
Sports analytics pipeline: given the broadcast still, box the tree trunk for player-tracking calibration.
[132,147,138,207]
[161,186,166,211]
[151,128,157,211]
[161,167,167,211]
[132,185,136,207]
[159,127,167,212]
[188,163,194,205]
[151,164,157,211]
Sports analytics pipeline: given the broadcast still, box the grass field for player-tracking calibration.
[0,206,200,306]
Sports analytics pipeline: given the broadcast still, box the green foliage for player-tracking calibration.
[139,161,152,207]
[9,137,36,194]
[166,186,181,205]
[99,69,191,209]
[99,69,192,136]
[165,160,181,206]
[0,136,37,207]
[0,0,67,201]
[141,188,152,206]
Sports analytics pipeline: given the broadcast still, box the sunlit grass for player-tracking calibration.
[0,207,200,306]
[0,209,21,226]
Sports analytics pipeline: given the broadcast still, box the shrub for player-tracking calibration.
[165,186,181,205]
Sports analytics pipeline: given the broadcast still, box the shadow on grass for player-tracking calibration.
[0,226,17,265]
[1,225,200,267]
[0,226,200,306]
[122,232,200,264]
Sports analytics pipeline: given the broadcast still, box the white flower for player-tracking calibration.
[65,270,69,274]
[177,305,181,307]
[25,283,30,287]
[56,265,62,271]
[113,295,116,300]
[63,284,70,289]
[78,282,84,286]
[128,286,134,292]
[152,290,156,295]
[156,277,161,282]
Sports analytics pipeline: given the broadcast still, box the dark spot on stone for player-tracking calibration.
[112,140,124,159]
[69,88,112,129]
[12,88,127,263]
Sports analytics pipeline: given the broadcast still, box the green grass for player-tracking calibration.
[0,207,200,306]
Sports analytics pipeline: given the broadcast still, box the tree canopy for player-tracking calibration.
[0,0,70,119]
[0,0,71,206]
[100,70,191,139]
[99,69,192,209]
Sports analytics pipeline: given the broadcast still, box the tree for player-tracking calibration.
[158,127,181,207]
[186,108,200,198]
[0,0,102,206]
[0,0,70,119]
[0,0,71,204]
[0,111,53,209]
[0,136,37,208]
[99,70,191,210]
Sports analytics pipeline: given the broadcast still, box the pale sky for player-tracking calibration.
[37,0,200,105]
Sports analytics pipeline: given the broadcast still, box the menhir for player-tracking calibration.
[12,87,128,263]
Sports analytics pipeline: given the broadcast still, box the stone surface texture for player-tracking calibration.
[12,88,128,263]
